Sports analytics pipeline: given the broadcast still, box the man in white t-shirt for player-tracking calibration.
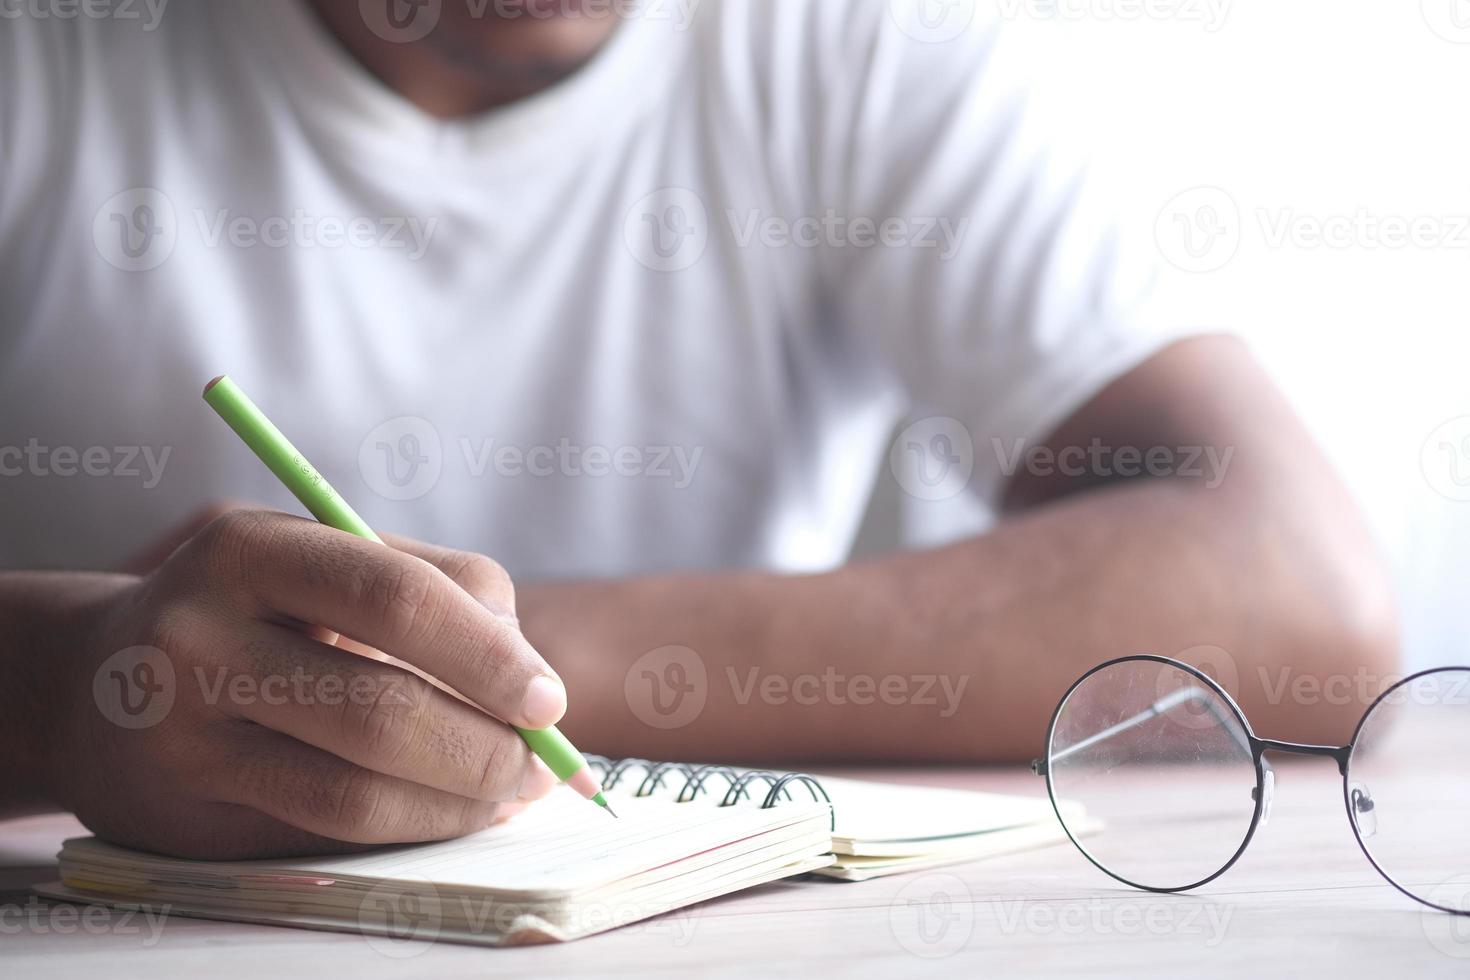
[0,1,1393,858]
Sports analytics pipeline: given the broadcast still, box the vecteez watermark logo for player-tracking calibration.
[1421,0,1470,44]
[494,0,704,28]
[0,439,171,488]
[624,645,708,730]
[1421,416,1470,502]
[359,0,441,42]
[887,0,976,44]
[360,416,444,502]
[889,873,975,958]
[359,0,702,42]
[624,187,710,273]
[994,0,1231,32]
[992,436,1235,488]
[1154,644,1240,732]
[0,897,171,944]
[358,416,705,501]
[93,646,176,730]
[890,417,975,502]
[94,188,440,271]
[357,880,703,955]
[891,423,1235,501]
[622,646,969,731]
[192,665,418,710]
[358,876,442,958]
[624,188,971,271]
[1256,208,1470,251]
[1157,185,1470,273]
[729,667,969,718]
[93,188,177,272]
[727,210,969,261]
[990,895,1234,945]
[0,0,169,30]
[98,657,525,727]
[1255,665,1470,710]
[460,438,702,489]
[1422,875,1470,955]
[190,210,439,258]
[1156,186,1241,274]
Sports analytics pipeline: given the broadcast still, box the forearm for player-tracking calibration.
[0,572,128,817]
[524,469,1395,764]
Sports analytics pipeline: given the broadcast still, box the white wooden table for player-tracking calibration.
[4,762,1465,978]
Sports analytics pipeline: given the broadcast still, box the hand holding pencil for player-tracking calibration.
[202,374,614,817]
[33,379,604,861]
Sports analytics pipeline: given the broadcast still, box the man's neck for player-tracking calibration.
[303,1,623,118]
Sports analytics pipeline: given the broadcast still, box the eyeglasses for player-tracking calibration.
[1032,655,1470,914]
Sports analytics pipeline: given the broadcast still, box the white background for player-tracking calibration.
[863,1,1470,672]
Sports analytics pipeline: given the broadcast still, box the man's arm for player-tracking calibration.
[0,515,566,855]
[522,336,1398,762]
[0,573,116,820]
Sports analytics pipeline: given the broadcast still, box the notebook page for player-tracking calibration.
[814,816,1102,879]
[63,791,831,899]
[818,776,1061,845]
[38,848,840,947]
[337,794,827,895]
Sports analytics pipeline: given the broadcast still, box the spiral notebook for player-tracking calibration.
[37,756,1093,946]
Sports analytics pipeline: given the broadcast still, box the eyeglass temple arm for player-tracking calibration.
[1032,685,1259,776]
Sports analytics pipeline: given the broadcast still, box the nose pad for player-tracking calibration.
[1349,782,1377,838]
[1252,767,1276,827]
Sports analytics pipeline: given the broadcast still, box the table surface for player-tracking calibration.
[4,761,1467,979]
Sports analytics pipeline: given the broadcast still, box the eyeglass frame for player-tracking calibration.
[1031,653,1470,915]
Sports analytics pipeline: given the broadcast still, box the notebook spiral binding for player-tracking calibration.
[582,756,835,830]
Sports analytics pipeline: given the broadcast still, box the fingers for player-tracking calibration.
[187,510,566,730]
[518,758,558,802]
[219,621,540,804]
[329,534,516,657]
[85,778,538,861]
[209,726,505,846]
[380,532,517,622]
[152,801,383,861]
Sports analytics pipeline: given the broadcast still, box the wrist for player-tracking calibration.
[0,571,136,814]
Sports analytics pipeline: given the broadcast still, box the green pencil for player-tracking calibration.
[203,374,615,818]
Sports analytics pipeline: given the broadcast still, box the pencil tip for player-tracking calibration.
[604,804,619,819]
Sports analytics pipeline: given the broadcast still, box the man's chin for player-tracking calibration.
[429,2,626,76]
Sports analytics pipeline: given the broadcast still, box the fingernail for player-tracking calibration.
[521,675,567,728]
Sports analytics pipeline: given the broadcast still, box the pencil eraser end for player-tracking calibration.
[204,375,226,396]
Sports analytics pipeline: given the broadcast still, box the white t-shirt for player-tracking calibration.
[0,0,1189,579]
